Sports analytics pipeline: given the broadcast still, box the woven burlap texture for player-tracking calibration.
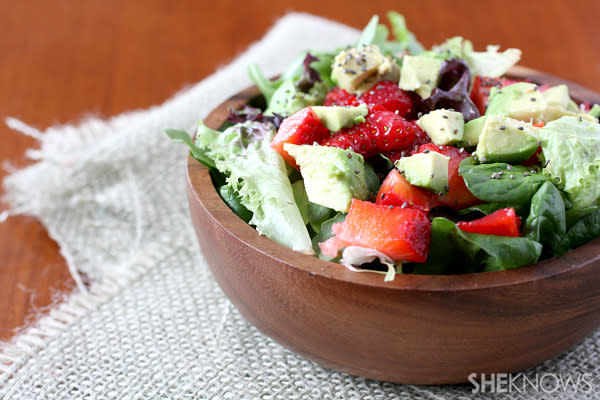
[1,13,598,400]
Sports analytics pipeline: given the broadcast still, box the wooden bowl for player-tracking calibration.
[186,67,600,384]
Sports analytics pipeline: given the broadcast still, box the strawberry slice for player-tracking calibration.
[357,80,415,118]
[271,107,331,168]
[457,207,521,237]
[323,87,358,106]
[319,199,431,263]
[320,110,425,158]
[413,143,482,209]
[376,169,437,212]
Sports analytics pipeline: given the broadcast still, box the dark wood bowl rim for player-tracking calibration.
[187,66,600,292]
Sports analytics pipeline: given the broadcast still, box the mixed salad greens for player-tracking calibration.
[168,12,600,281]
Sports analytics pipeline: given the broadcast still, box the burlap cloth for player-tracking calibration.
[0,13,598,399]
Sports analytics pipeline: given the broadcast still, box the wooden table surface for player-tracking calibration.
[1,0,599,342]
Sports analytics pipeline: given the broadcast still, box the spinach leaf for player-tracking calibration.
[364,162,381,195]
[522,181,566,258]
[413,217,542,274]
[555,208,600,256]
[459,157,550,204]
[218,184,253,223]
[311,212,346,260]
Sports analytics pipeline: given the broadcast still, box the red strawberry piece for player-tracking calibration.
[319,199,431,263]
[320,110,425,158]
[323,87,359,106]
[457,207,521,237]
[521,146,543,167]
[413,143,482,209]
[271,107,331,168]
[358,80,415,118]
[376,169,437,213]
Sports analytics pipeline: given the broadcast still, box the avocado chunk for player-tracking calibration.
[462,115,487,147]
[265,79,329,117]
[331,45,400,95]
[311,103,368,132]
[542,84,597,122]
[475,114,539,163]
[486,82,545,122]
[417,109,464,145]
[283,143,369,212]
[398,56,443,98]
[486,82,597,124]
[395,152,450,193]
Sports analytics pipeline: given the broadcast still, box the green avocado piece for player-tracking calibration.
[417,109,464,145]
[265,79,329,117]
[311,103,368,132]
[395,152,450,193]
[462,115,487,147]
[475,114,539,163]
[283,143,369,212]
[399,56,443,98]
[486,82,546,122]
[486,82,597,124]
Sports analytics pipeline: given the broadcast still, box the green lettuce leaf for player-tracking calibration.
[387,11,424,55]
[264,79,328,117]
[291,180,333,233]
[356,13,424,56]
[539,116,600,208]
[164,128,215,168]
[247,64,283,103]
[249,50,337,106]
[282,51,337,88]
[194,121,314,254]
[422,37,521,78]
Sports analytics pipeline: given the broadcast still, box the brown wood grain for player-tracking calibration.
[1,0,599,344]
[187,70,600,384]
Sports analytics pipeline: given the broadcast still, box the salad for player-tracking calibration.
[168,12,600,281]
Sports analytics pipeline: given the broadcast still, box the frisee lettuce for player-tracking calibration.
[173,121,314,254]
